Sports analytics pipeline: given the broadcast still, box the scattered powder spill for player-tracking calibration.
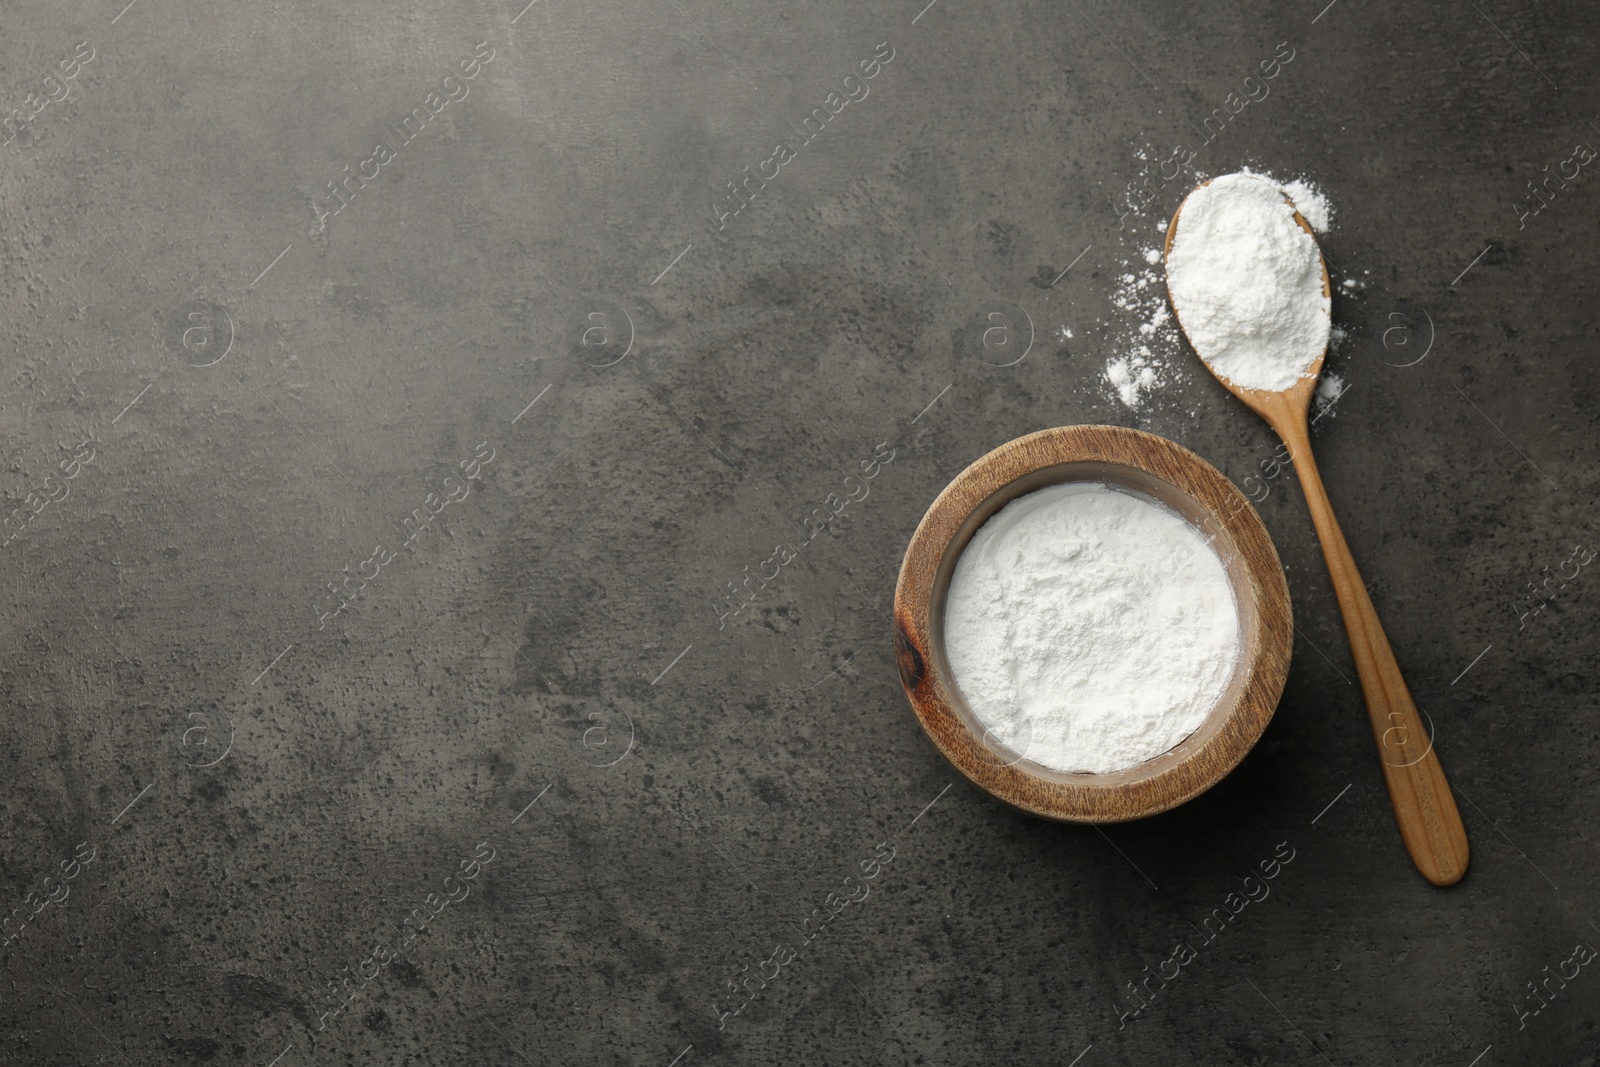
[1103,257,1181,408]
[1106,350,1159,407]
[1314,371,1346,418]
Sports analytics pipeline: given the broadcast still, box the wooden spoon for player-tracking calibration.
[1163,184,1469,887]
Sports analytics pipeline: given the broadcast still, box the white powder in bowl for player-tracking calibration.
[943,482,1241,775]
[1166,172,1330,392]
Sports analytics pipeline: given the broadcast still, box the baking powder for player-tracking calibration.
[1166,172,1330,392]
[943,482,1240,775]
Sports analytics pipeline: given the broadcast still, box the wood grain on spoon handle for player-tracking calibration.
[1274,413,1470,886]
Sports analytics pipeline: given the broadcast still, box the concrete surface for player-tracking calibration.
[1,0,1597,1064]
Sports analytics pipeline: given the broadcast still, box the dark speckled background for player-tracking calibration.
[1,0,1597,1064]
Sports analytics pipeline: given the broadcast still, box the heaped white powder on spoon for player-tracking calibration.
[1166,172,1330,392]
[1276,176,1333,234]
[943,482,1240,775]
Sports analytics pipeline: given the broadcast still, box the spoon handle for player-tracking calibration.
[1277,420,1470,886]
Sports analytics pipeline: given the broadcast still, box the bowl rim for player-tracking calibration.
[892,424,1293,823]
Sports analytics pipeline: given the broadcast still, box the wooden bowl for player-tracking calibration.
[892,425,1292,823]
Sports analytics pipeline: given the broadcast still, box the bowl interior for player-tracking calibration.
[927,461,1261,787]
[893,424,1293,822]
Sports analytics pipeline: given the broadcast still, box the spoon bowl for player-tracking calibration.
[1164,178,1469,886]
[1163,184,1330,429]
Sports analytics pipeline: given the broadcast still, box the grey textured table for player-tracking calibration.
[1,0,1596,1064]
